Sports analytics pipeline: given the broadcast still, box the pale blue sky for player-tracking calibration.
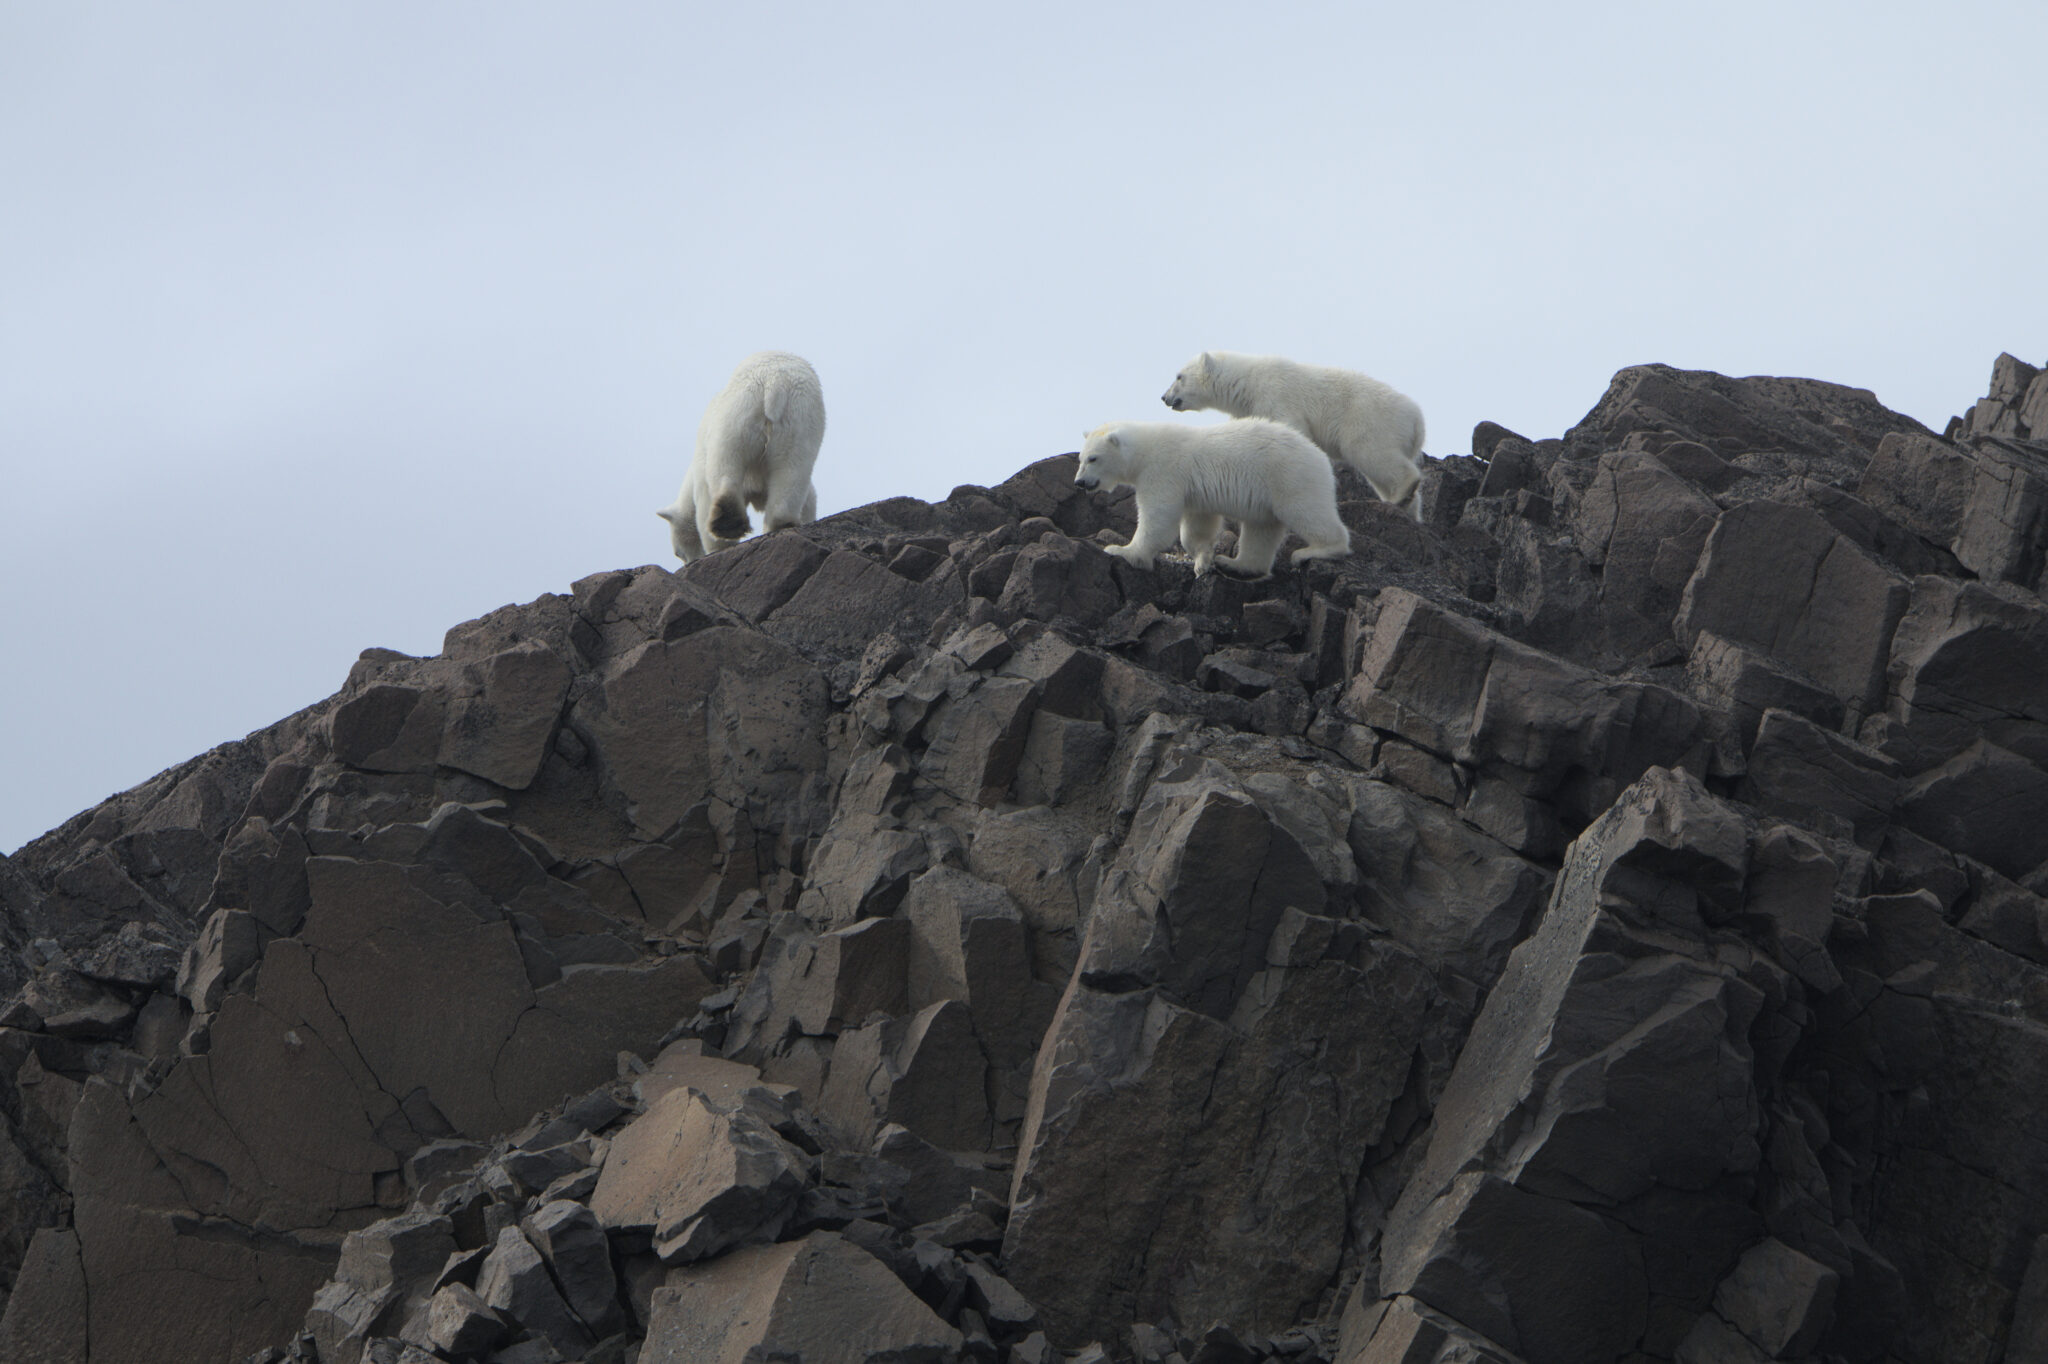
[3,2,2044,852]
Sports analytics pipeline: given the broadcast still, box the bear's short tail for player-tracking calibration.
[709,491,751,541]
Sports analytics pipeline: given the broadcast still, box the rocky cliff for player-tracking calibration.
[3,354,2047,1364]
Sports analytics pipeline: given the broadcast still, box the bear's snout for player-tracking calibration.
[1075,475,1099,490]
[1163,393,1183,410]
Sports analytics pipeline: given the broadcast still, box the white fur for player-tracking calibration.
[658,351,825,563]
[1074,419,1351,578]
[1161,351,1427,521]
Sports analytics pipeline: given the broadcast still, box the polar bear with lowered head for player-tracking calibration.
[1162,351,1426,520]
[658,351,824,564]
[1075,418,1351,578]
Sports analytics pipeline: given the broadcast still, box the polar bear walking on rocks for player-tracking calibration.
[1074,419,1351,578]
[1162,351,1427,520]
[658,351,824,564]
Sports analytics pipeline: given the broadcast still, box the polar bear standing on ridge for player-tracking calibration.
[658,351,824,564]
[1074,418,1351,578]
[1161,351,1427,520]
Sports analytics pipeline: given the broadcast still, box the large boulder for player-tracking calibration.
[641,1230,962,1364]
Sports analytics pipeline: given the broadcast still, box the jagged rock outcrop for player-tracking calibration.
[2,353,2046,1364]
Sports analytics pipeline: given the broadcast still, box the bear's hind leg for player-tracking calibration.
[707,487,752,541]
[761,470,816,534]
[698,496,744,557]
[1290,535,1352,566]
[1219,519,1284,578]
[1288,501,1352,567]
[1180,511,1224,576]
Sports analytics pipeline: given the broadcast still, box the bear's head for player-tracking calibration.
[1075,424,1134,491]
[1161,352,1214,412]
[656,504,695,561]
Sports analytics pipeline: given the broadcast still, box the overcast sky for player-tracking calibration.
[3,2,2044,854]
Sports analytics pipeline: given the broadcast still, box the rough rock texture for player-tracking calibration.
[3,354,2046,1364]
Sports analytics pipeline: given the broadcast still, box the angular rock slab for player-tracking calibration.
[1380,769,1778,1364]
[0,1227,90,1364]
[1710,1237,1838,1358]
[1337,1293,1522,1364]
[1345,588,1706,824]
[1738,707,1901,848]
[1078,764,1322,1020]
[1566,448,1718,661]
[439,640,573,790]
[1385,1173,1643,1364]
[476,1224,592,1358]
[579,626,830,840]
[641,1230,961,1364]
[67,1193,336,1364]
[1675,500,1910,716]
[1898,739,2048,880]
[590,1086,807,1263]
[818,998,992,1152]
[524,1199,622,1337]
[1006,938,1434,1343]
[1952,436,2048,590]
[1875,576,2048,771]
[1346,778,1547,985]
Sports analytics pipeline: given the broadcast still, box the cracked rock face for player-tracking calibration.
[3,354,2048,1364]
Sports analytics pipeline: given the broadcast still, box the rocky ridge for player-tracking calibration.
[2,353,2046,1364]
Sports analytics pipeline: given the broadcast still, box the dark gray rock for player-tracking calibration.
[522,1199,621,1336]
[1565,449,1718,662]
[1739,707,1902,848]
[640,1231,961,1364]
[1378,769,1771,1363]
[1345,588,1706,826]
[1338,1292,1520,1364]
[998,537,1122,627]
[440,642,573,791]
[0,1227,90,1364]
[1857,431,1979,549]
[412,1281,507,1358]
[20,968,134,1039]
[476,1225,592,1358]
[1951,436,2048,591]
[588,1086,806,1264]
[1870,576,2048,773]
[1675,501,1911,718]
[820,999,992,1152]
[1709,1238,1838,1358]
[178,907,263,1013]
[1566,364,1931,469]
[1686,630,1844,775]
[1384,1172,1644,1364]
[1899,739,2048,879]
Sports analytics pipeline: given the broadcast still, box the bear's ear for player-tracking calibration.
[1197,351,1213,371]
[1107,430,1123,448]
[656,507,679,524]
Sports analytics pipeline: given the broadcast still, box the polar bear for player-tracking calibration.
[1161,351,1427,520]
[658,351,825,563]
[1073,418,1351,578]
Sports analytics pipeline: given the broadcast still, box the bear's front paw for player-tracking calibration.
[1107,544,1155,570]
